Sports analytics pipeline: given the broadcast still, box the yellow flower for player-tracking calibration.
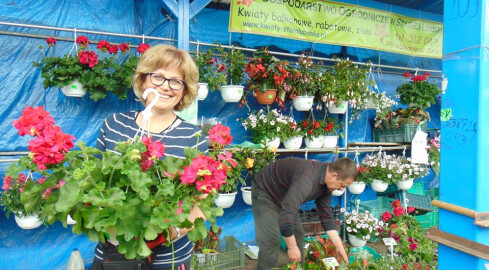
[245,158,254,169]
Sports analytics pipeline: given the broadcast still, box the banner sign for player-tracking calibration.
[229,0,443,58]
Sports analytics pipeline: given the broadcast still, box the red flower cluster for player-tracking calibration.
[76,35,89,47]
[78,50,98,68]
[140,136,165,171]
[208,124,233,148]
[137,43,150,54]
[46,37,56,47]
[403,71,430,82]
[13,106,75,170]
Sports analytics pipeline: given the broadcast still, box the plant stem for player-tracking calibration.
[108,153,130,187]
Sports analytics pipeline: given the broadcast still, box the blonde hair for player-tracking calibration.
[132,45,198,111]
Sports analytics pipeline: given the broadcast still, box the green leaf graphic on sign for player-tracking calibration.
[440,108,452,121]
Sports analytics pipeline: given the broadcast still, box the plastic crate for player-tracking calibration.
[427,187,440,200]
[191,236,245,270]
[354,196,395,219]
[393,192,433,212]
[415,210,438,229]
[378,181,426,196]
[373,124,427,143]
[299,207,341,236]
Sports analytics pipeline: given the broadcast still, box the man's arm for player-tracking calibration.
[326,230,348,264]
[283,235,301,262]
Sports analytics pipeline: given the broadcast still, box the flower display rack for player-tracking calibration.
[353,196,395,220]
[378,181,426,196]
[191,236,245,270]
[373,124,427,143]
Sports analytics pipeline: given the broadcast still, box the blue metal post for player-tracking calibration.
[440,0,489,268]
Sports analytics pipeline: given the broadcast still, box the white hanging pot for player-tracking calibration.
[371,180,389,192]
[263,137,280,150]
[221,85,244,102]
[197,83,209,100]
[14,213,43,229]
[214,192,237,208]
[327,100,348,114]
[305,136,324,149]
[67,214,77,225]
[283,136,303,150]
[331,189,345,196]
[348,182,366,194]
[292,96,314,111]
[348,234,367,248]
[61,79,87,97]
[241,186,252,205]
[322,135,338,148]
[396,179,414,190]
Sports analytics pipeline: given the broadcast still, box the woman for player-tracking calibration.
[91,45,208,270]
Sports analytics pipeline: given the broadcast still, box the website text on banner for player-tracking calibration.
[229,0,443,59]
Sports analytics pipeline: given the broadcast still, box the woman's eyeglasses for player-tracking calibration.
[148,73,185,91]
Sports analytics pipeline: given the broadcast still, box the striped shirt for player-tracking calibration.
[94,111,208,268]
[254,157,335,237]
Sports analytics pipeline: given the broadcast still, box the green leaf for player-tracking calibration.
[55,181,81,212]
[118,237,152,259]
[186,218,207,242]
[83,187,125,207]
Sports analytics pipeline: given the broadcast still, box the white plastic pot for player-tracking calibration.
[214,192,237,208]
[322,135,338,148]
[348,182,366,194]
[61,79,87,97]
[241,187,252,205]
[221,85,244,102]
[67,214,77,225]
[292,96,314,111]
[396,179,414,190]
[283,136,303,150]
[371,180,389,192]
[263,137,280,150]
[331,189,345,196]
[197,83,209,100]
[348,234,367,248]
[14,213,43,229]
[305,136,324,149]
[327,100,348,114]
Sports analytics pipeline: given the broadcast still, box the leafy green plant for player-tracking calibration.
[0,172,45,218]
[328,58,371,105]
[193,48,226,91]
[299,119,341,139]
[194,226,222,253]
[239,109,289,143]
[396,72,441,109]
[374,107,430,129]
[284,55,320,99]
[217,45,246,85]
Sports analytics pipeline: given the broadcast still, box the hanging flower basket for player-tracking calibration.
[305,136,323,149]
[348,234,367,248]
[292,96,314,111]
[283,136,303,150]
[322,135,338,148]
[221,85,244,102]
[241,186,252,205]
[255,89,277,104]
[331,189,344,196]
[14,213,43,230]
[396,179,414,190]
[61,79,87,97]
[327,100,348,114]
[214,192,237,208]
[371,180,389,192]
[347,181,366,194]
[197,83,209,100]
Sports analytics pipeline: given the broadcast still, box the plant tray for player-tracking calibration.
[392,192,433,212]
[373,124,427,143]
[191,236,245,270]
[378,181,426,196]
[353,196,395,220]
[415,210,439,229]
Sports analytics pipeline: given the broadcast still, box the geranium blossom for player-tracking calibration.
[140,136,165,171]
[180,155,227,193]
[137,43,150,54]
[76,35,89,47]
[13,106,55,137]
[28,126,75,170]
[78,50,99,68]
[208,124,233,147]
[46,37,56,47]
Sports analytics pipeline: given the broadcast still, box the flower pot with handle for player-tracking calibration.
[292,96,314,111]
[214,192,237,208]
[221,85,244,102]
[305,136,324,149]
[348,234,367,248]
[241,186,252,205]
[327,100,348,114]
[14,213,43,229]
[371,180,389,192]
[331,189,345,196]
[283,136,303,150]
[396,179,414,190]
[255,89,277,104]
[348,181,366,194]
[322,135,338,148]
[61,79,87,97]
[197,83,209,100]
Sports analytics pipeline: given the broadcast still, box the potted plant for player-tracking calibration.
[9,105,237,259]
[0,173,45,229]
[344,210,385,248]
[428,135,440,176]
[244,47,290,105]
[279,117,304,150]
[373,107,430,143]
[194,226,223,256]
[347,166,367,195]
[326,58,370,114]
[322,116,343,148]
[285,55,319,111]
[299,119,329,149]
[217,45,246,102]
[396,71,441,109]
[32,36,141,101]
[193,48,226,100]
[239,109,289,149]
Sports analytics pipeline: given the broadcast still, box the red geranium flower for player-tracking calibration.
[137,43,150,54]
[46,37,56,47]
[108,45,119,54]
[96,40,111,51]
[208,124,233,147]
[13,106,55,137]
[382,211,392,222]
[76,35,89,47]
[78,50,98,68]
[403,72,411,78]
[119,43,130,53]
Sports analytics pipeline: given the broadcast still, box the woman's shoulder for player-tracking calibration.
[103,111,138,125]
[173,117,202,132]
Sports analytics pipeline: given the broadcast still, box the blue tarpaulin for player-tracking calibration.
[0,1,441,269]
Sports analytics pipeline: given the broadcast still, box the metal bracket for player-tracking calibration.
[426,228,489,261]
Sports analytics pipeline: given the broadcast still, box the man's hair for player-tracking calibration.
[329,157,358,181]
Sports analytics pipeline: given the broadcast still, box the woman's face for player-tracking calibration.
[142,64,185,114]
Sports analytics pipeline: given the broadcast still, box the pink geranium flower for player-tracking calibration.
[13,106,55,137]
[208,124,233,147]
